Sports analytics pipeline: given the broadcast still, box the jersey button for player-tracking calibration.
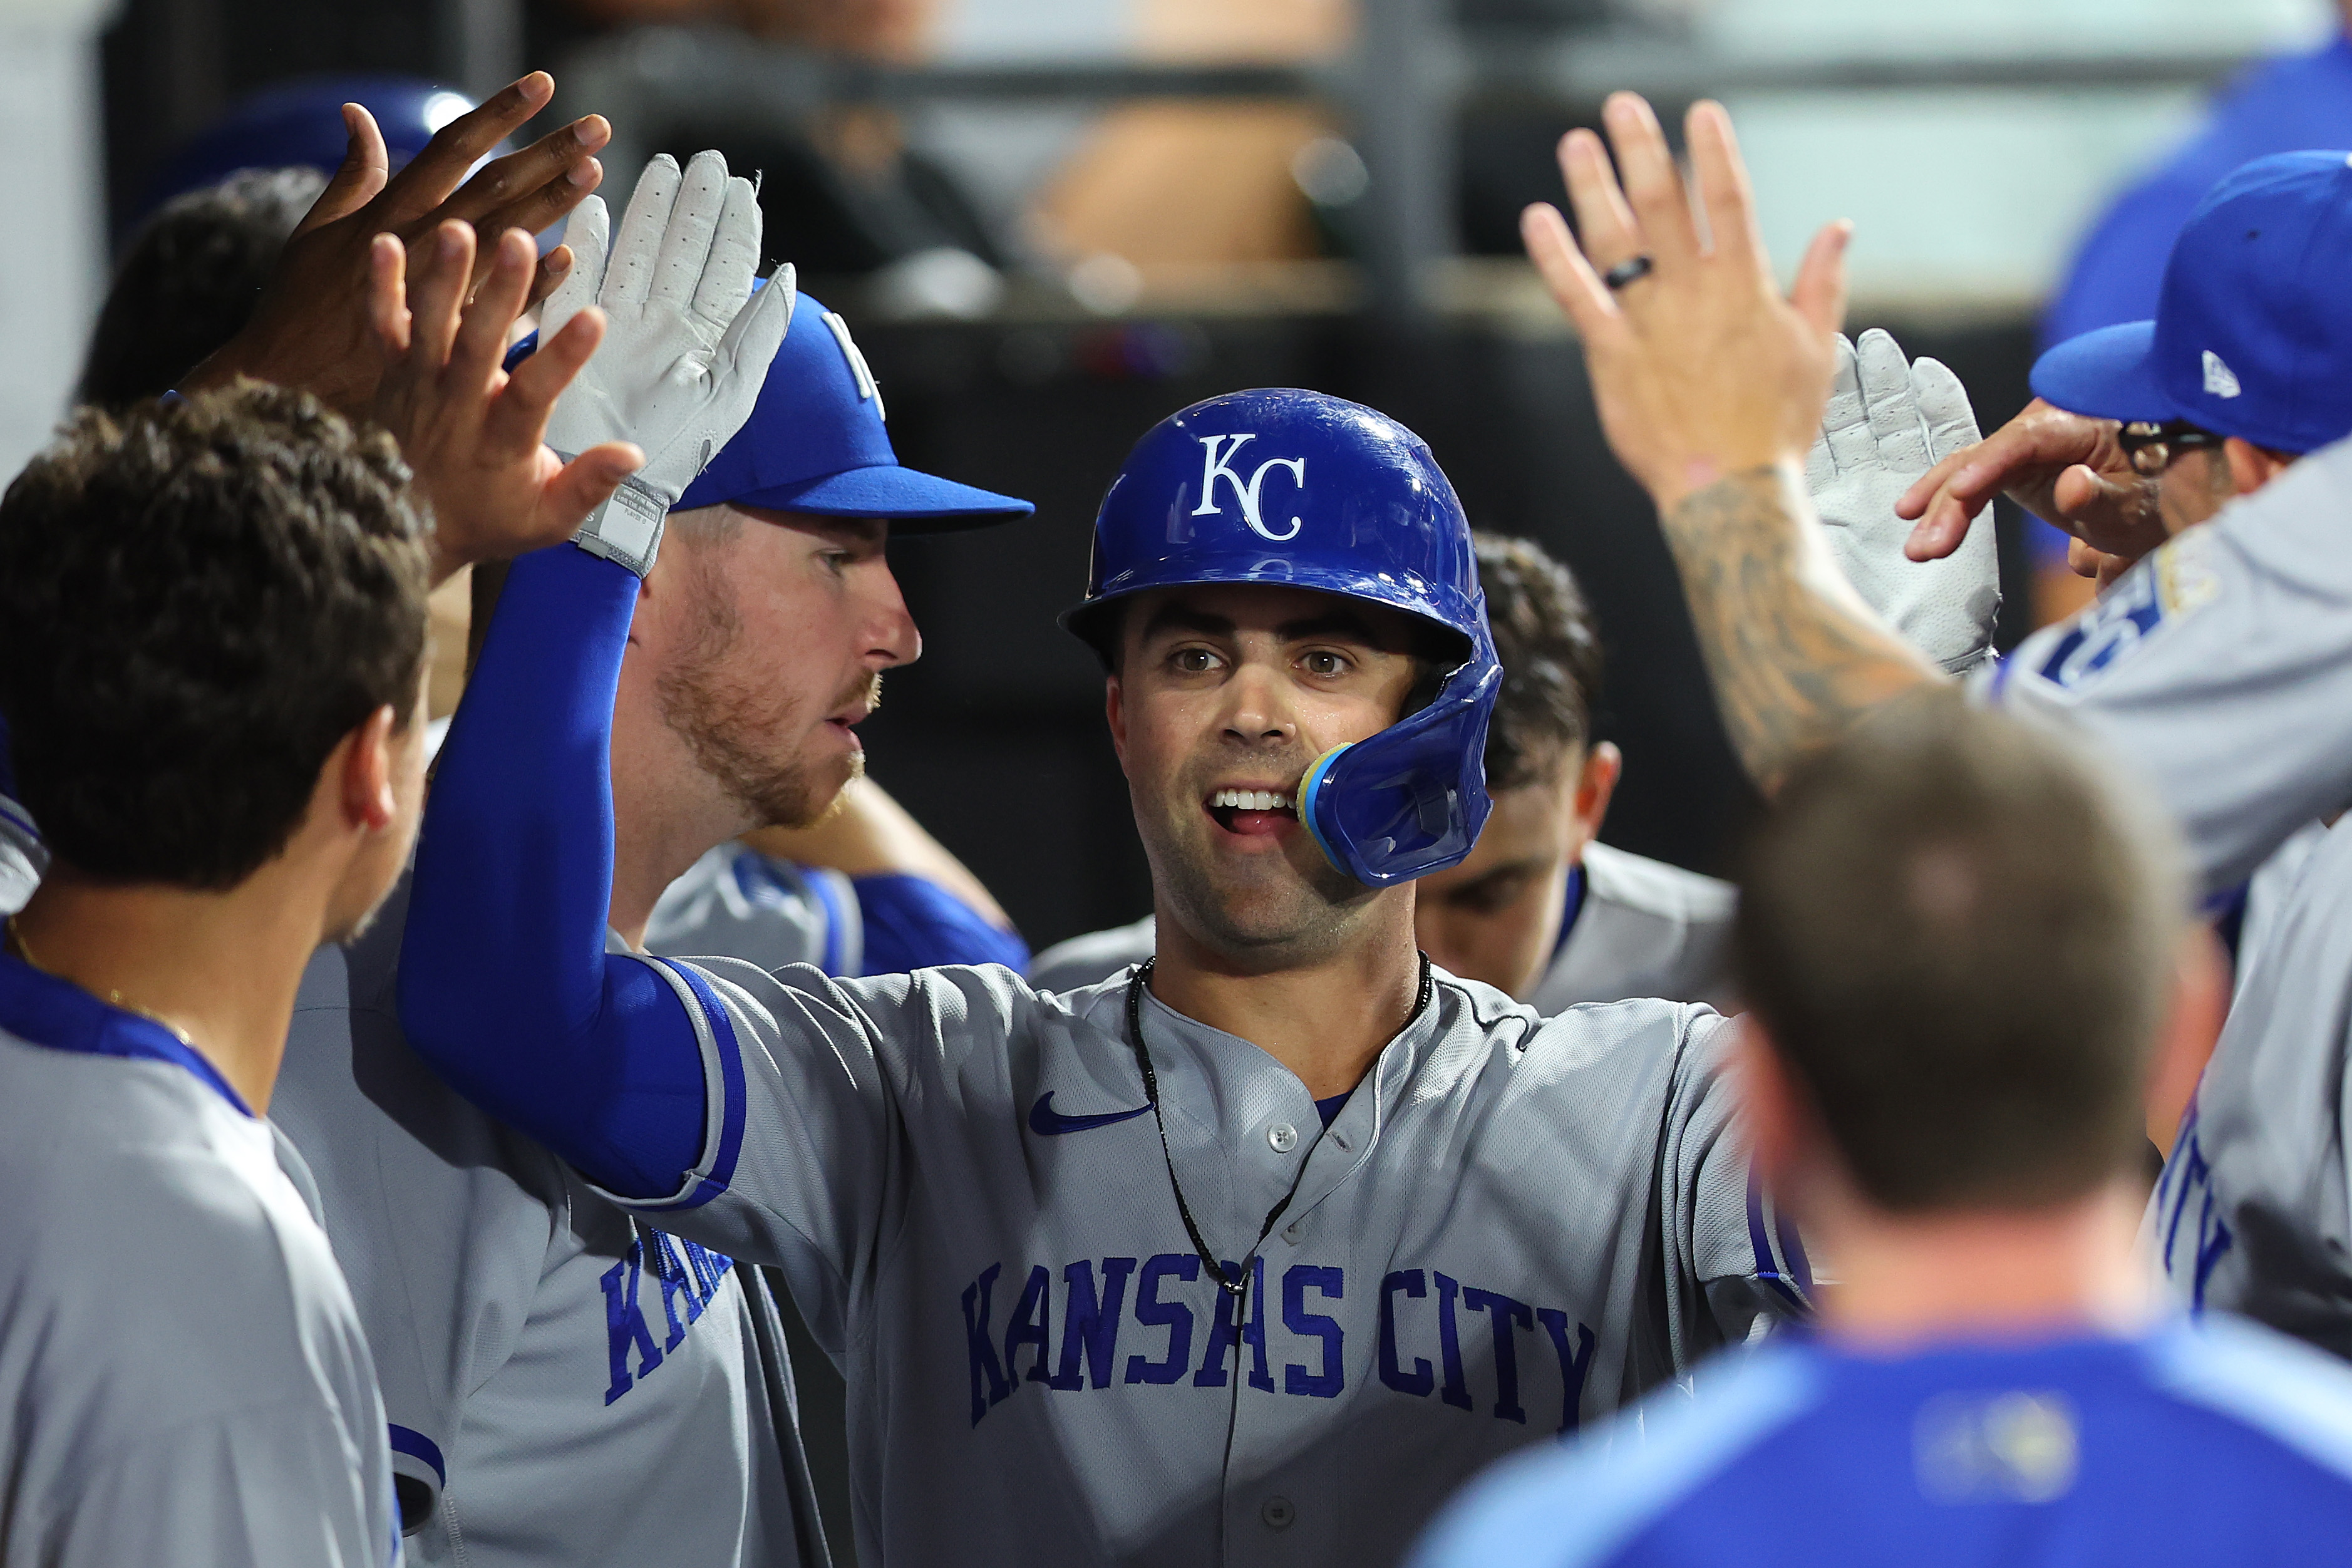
[1260,1496,1296,1530]
[1267,1123,1299,1153]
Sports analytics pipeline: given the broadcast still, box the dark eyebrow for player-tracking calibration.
[1440,856,1549,895]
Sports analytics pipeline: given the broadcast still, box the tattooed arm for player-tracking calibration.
[1517,93,1949,790]
[1662,465,1942,790]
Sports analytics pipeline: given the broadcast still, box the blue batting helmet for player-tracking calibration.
[1063,388,1500,888]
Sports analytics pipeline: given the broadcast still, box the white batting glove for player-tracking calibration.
[1805,328,2001,674]
[540,150,796,575]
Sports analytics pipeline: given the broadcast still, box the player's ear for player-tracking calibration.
[2222,436,2293,499]
[1105,673,1130,771]
[1569,741,1621,838]
[337,704,403,834]
[2147,926,2228,1156]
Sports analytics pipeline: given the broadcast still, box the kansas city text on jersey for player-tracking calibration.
[960,1252,1600,1431]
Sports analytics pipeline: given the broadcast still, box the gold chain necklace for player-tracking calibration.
[4,914,200,1051]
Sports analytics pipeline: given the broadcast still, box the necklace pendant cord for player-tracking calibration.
[4,914,200,1051]
[1120,953,1435,1304]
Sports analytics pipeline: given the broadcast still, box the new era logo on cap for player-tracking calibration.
[2202,351,2242,399]
[2030,149,2352,455]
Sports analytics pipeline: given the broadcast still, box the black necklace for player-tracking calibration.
[1121,953,1433,1302]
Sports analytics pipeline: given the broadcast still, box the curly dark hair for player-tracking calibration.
[1474,531,1604,791]
[0,384,430,889]
[78,166,326,408]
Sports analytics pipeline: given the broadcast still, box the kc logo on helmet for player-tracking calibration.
[1193,434,1307,540]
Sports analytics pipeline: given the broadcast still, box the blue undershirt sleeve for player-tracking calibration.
[850,872,1030,976]
[397,544,709,1199]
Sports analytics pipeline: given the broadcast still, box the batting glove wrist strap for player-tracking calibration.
[569,467,673,577]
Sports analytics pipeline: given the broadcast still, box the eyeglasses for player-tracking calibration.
[2117,420,2225,477]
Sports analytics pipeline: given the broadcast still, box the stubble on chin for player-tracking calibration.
[1138,789,1366,964]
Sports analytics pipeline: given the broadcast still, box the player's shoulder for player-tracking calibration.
[0,1035,348,1376]
[1579,842,1736,927]
[1431,965,1720,1080]
[1408,1339,1823,1568]
[1991,440,2352,706]
[1028,914,1157,994]
[646,842,848,975]
[673,949,1106,1053]
[2137,1314,2352,1486]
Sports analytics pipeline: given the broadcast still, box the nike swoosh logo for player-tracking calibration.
[1028,1091,1152,1137]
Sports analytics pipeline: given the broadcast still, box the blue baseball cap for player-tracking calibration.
[673,289,1032,532]
[2032,150,2352,455]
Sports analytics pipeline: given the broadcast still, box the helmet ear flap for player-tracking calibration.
[1301,631,1502,888]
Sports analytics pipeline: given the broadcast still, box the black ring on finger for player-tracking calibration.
[1602,254,1656,291]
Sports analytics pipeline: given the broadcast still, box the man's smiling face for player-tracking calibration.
[1107,582,1426,963]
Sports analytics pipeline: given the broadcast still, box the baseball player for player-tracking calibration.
[0,80,625,1565]
[270,149,1033,1565]
[0,389,417,1568]
[1522,98,2352,1338]
[1412,699,2352,1568]
[1029,530,1738,1009]
[393,370,1838,1565]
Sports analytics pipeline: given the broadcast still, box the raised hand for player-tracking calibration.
[1896,398,2167,571]
[1519,93,1852,514]
[368,221,642,586]
[1520,93,1939,792]
[187,71,609,418]
[1807,330,2001,673]
[538,150,796,576]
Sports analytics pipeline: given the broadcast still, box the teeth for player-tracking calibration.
[1212,788,1292,811]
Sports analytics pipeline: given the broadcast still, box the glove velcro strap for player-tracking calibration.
[570,470,673,578]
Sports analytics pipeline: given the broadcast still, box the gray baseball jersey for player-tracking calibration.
[1973,432,2352,895]
[648,844,860,976]
[2152,815,2352,1347]
[0,962,395,1568]
[1963,435,2352,1358]
[1026,842,1734,1013]
[1532,843,1735,1013]
[0,792,43,919]
[269,874,829,1568]
[596,957,1803,1566]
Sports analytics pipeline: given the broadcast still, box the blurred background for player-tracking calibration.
[1,0,2338,951]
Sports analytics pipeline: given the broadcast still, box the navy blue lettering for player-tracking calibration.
[1194,1257,1274,1390]
[1051,1257,1138,1390]
[961,1264,1012,1425]
[681,1239,733,1301]
[1463,1287,1534,1423]
[649,1232,704,1351]
[1379,1270,1435,1396]
[1537,1308,1597,1433]
[599,1241,665,1406]
[1433,1271,1473,1411]
[2156,1121,2236,1313]
[1125,1254,1200,1385]
[1282,1266,1345,1398]
[1003,1265,1055,1386]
